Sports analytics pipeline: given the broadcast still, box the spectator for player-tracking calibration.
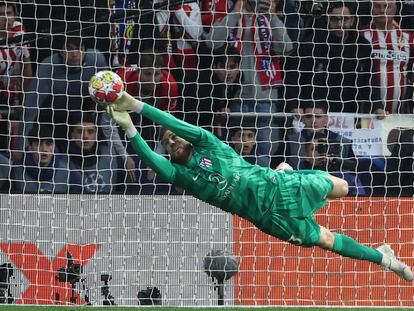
[156,1,204,80]
[12,124,69,193]
[180,45,242,139]
[19,0,111,64]
[305,135,363,196]
[0,1,32,103]
[228,115,261,166]
[276,100,364,195]
[360,0,414,114]
[116,46,178,150]
[68,112,123,194]
[206,0,293,102]
[18,35,136,178]
[202,0,300,42]
[21,34,105,133]
[285,1,385,116]
[0,1,33,152]
[205,0,294,165]
[20,34,104,154]
[201,0,228,34]
[111,0,157,67]
[117,46,178,112]
[279,101,354,169]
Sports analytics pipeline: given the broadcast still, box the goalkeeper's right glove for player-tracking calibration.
[112,92,145,113]
[107,106,137,138]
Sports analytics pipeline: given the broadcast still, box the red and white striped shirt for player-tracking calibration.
[0,20,30,102]
[156,3,203,71]
[361,23,414,113]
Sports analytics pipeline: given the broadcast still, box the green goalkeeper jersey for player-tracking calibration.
[129,104,332,237]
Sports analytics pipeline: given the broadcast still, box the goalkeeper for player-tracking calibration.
[105,91,413,282]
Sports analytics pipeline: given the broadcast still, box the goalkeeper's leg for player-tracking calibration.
[318,226,413,282]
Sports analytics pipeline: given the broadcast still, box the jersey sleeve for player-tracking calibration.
[141,103,211,145]
[128,131,176,183]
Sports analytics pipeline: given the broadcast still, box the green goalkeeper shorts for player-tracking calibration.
[271,214,322,247]
[269,170,334,247]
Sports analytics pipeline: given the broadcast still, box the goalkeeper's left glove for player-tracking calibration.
[107,106,137,138]
[112,92,145,113]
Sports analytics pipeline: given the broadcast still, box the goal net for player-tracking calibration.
[0,0,413,307]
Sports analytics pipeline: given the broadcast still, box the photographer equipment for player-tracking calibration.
[137,287,162,305]
[56,251,83,304]
[81,277,91,306]
[298,0,326,40]
[101,273,116,305]
[315,137,341,157]
[310,1,325,17]
[299,1,325,18]
[204,250,239,306]
[313,133,357,172]
[0,263,14,304]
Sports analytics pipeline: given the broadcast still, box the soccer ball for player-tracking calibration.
[89,70,124,107]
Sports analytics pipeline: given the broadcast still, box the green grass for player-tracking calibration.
[0,308,414,311]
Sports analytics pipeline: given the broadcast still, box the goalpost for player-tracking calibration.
[0,0,413,307]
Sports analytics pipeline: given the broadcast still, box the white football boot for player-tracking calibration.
[377,244,413,282]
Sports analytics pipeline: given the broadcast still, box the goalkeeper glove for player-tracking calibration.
[107,106,137,137]
[112,92,145,113]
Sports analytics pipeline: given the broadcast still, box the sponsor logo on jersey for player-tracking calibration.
[199,157,212,169]
[220,172,241,201]
[371,49,409,61]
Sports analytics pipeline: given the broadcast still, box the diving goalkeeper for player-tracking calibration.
[105,92,413,282]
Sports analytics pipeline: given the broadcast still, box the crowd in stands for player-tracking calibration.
[0,0,413,196]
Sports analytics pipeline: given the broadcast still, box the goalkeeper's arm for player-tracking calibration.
[114,93,206,144]
[109,108,176,183]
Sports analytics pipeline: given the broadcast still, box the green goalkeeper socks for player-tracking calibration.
[332,233,383,264]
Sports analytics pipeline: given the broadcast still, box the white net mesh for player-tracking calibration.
[0,0,413,307]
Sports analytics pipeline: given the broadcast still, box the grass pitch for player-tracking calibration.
[0,307,414,311]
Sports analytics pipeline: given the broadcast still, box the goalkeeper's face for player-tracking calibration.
[162,130,193,164]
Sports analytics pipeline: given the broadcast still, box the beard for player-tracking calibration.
[171,143,192,164]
